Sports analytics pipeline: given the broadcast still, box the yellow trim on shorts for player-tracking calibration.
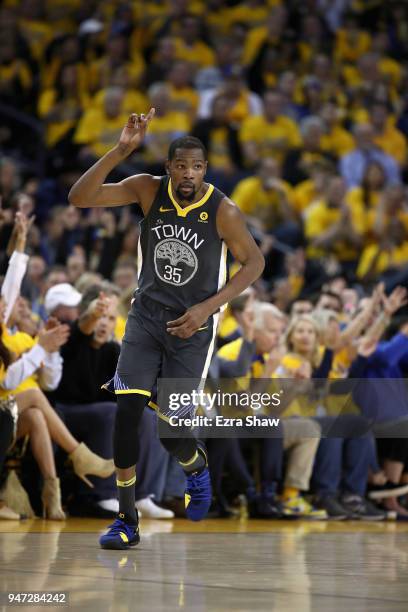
[115,389,151,397]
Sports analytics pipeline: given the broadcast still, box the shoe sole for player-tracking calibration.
[100,539,139,550]
[368,483,408,500]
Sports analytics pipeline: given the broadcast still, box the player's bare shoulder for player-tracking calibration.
[123,173,162,215]
[216,196,245,238]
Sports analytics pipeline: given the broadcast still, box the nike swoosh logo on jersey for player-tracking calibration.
[159,206,174,212]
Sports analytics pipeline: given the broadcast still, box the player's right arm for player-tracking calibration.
[68,110,156,214]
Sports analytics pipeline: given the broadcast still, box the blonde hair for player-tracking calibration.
[284,314,321,368]
[312,308,338,336]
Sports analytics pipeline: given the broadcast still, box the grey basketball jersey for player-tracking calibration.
[136,176,227,311]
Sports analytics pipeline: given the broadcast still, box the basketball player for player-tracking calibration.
[69,109,264,549]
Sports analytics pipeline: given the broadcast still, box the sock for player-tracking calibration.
[179,450,206,473]
[282,486,299,501]
[117,474,137,524]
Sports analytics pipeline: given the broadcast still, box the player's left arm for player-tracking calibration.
[167,198,264,338]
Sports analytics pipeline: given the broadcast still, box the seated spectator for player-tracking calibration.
[198,67,263,124]
[91,67,148,116]
[242,5,288,68]
[345,161,387,234]
[74,87,129,162]
[293,158,335,214]
[1,235,114,518]
[320,101,355,158]
[217,301,325,519]
[87,33,145,94]
[340,123,401,188]
[166,60,199,118]
[232,157,301,264]
[40,33,87,92]
[239,90,301,168]
[48,287,121,517]
[369,100,407,167]
[193,94,243,194]
[334,12,371,66]
[283,116,336,185]
[143,37,176,88]
[304,175,364,273]
[297,76,325,119]
[173,14,215,69]
[277,315,385,520]
[0,33,33,110]
[139,83,189,172]
[38,64,87,152]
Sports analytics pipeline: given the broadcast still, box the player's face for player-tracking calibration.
[167,148,207,202]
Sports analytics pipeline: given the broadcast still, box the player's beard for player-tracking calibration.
[175,186,196,202]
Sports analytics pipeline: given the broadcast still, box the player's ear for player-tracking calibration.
[204,161,208,177]
[165,160,170,175]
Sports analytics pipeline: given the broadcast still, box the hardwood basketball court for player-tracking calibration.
[1,518,408,611]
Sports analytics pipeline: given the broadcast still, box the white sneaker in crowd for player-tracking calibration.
[135,496,175,519]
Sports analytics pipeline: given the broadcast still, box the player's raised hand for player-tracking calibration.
[117,108,155,158]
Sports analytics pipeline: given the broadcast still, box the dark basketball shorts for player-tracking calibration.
[104,294,219,420]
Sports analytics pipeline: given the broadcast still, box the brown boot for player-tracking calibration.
[69,442,115,488]
[42,478,66,520]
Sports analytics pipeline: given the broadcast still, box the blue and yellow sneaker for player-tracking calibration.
[99,513,140,550]
[185,443,212,522]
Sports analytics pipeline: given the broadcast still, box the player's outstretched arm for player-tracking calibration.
[167,199,265,338]
[68,109,155,211]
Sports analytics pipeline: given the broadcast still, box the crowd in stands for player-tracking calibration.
[2,0,408,521]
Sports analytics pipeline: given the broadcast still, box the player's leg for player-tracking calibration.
[100,303,162,549]
[158,315,219,521]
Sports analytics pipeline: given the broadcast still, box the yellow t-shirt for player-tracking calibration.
[373,126,407,165]
[345,187,380,240]
[38,89,86,147]
[239,115,301,164]
[231,176,294,229]
[168,85,199,119]
[142,112,190,162]
[18,18,53,61]
[293,179,319,214]
[226,1,281,31]
[0,328,39,400]
[304,199,364,260]
[88,55,145,92]
[173,39,215,69]
[242,26,280,66]
[74,108,130,157]
[218,312,240,342]
[114,316,126,342]
[357,242,408,278]
[0,58,32,91]
[334,29,371,64]
[321,125,355,158]
[207,127,233,171]
[92,88,149,115]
